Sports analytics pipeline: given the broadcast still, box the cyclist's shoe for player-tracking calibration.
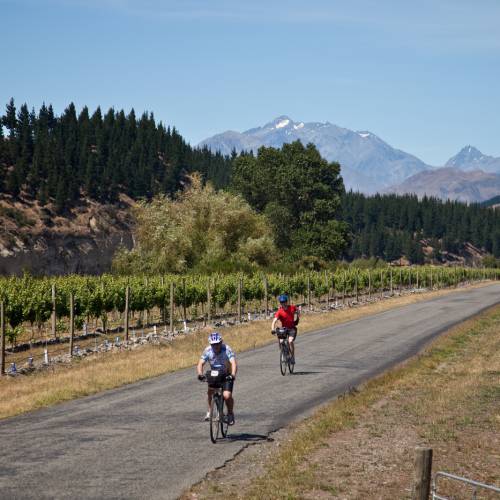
[290,356,295,365]
[204,411,210,421]
[227,413,235,425]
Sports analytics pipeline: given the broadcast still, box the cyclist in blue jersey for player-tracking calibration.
[197,332,237,424]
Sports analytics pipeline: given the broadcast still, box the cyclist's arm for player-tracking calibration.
[271,316,280,331]
[229,357,237,378]
[196,358,205,377]
[294,306,300,325]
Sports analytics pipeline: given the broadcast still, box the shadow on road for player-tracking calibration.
[225,433,272,443]
[291,370,323,376]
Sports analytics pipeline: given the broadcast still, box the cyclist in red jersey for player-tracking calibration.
[271,294,300,364]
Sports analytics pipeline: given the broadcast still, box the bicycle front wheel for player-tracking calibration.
[210,394,220,443]
[220,396,229,438]
[280,343,288,376]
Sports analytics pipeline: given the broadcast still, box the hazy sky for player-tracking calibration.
[2,0,499,165]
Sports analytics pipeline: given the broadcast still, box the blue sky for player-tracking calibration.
[2,0,499,165]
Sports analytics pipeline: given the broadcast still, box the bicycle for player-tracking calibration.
[272,327,295,375]
[202,370,231,443]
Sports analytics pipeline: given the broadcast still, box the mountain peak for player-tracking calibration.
[446,145,485,167]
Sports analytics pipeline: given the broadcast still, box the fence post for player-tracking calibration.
[355,271,359,302]
[430,268,433,290]
[411,447,433,500]
[69,292,75,357]
[169,282,174,334]
[368,270,371,300]
[380,269,384,299]
[1,301,5,376]
[124,285,130,342]
[51,283,57,339]
[416,268,419,289]
[399,267,403,294]
[264,277,268,318]
[390,267,393,295]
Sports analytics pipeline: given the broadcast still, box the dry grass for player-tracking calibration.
[0,283,491,420]
[187,302,500,499]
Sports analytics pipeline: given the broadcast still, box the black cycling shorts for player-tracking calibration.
[288,328,297,340]
[208,378,234,392]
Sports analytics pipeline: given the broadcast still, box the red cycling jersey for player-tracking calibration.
[274,304,297,329]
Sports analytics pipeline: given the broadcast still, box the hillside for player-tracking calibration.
[0,194,134,275]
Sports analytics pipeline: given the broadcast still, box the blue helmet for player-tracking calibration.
[208,332,222,344]
[278,294,289,304]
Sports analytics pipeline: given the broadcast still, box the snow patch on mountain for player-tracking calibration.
[275,119,290,129]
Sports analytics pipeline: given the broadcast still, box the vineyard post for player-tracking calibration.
[342,271,346,305]
[430,268,433,290]
[182,278,187,320]
[399,267,402,295]
[237,278,242,323]
[380,269,383,299]
[0,301,5,376]
[207,280,211,324]
[51,283,57,339]
[264,277,268,318]
[169,282,174,334]
[144,277,149,326]
[325,271,330,308]
[161,277,167,325]
[69,292,75,357]
[416,268,419,289]
[390,267,393,295]
[368,270,372,300]
[483,265,486,281]
[307,274,312,310]
[355,271,359,302]
[124,286,130,342]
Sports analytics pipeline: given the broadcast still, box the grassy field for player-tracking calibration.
[185,301,500,499]
[0,283,491,421]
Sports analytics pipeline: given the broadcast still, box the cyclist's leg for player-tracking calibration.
[207,386,215,412]
[223,379,235,423]
[288,328,297,360]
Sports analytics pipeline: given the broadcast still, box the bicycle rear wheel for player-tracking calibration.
[220,396,229,438]
[280,342,288,376]
[209,393,220,443]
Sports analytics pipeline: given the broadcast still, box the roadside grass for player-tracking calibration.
[0,283,491,420]
[201,304,500,499]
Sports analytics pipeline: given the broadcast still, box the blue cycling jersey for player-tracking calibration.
[200,344,235,374]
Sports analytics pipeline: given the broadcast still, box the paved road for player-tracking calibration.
[1,284,499,500]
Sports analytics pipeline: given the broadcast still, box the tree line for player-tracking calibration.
[342,192,500,261]
[2,98,500,265]
[0,98,232,212]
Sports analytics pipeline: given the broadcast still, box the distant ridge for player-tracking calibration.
[386,167,500,203]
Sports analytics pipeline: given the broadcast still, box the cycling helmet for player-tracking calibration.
[208,332,222,344]
[278,294,289,303]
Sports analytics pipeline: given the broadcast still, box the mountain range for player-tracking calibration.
[199,117,500,202]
